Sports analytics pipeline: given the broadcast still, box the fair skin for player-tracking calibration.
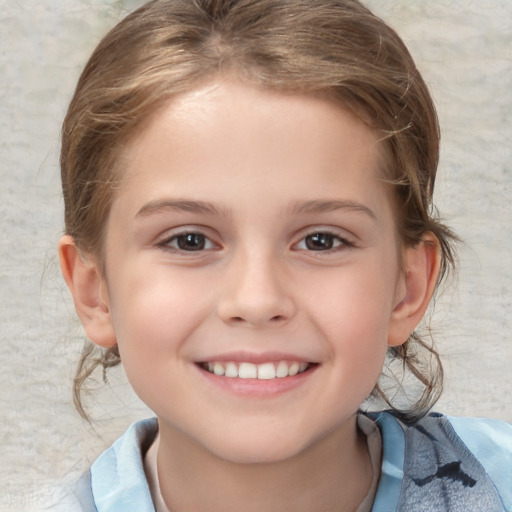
[60,80,439,512]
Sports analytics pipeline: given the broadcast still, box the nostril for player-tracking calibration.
[229,314,285,324]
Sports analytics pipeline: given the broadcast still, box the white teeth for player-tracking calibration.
[288,362,299,376]
[225,362,238,378]
[213,362,225,376]
[204,360,311,379]
[258,362,276,380]
[276,361,289,378]
[239,362,258,379]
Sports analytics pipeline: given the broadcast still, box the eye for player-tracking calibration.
[296,232,352,251]
[161,232,215,252]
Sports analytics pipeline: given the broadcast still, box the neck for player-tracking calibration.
[155,415,372,512]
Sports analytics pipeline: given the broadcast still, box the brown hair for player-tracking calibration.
[61,0,457,421]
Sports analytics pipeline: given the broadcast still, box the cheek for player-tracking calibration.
[106,270,208,407]
[307,260,397,370]
[312,263,397,329]
[107,265,213,357]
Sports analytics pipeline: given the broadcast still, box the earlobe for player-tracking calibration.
[388,233,441,347]
[58,235,117,348]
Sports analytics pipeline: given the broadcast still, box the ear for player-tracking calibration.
[58,235,117,348]
[388,233,441,347]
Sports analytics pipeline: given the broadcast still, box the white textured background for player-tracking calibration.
[0,1,511,510]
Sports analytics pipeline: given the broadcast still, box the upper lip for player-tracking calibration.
[196,351,316,364]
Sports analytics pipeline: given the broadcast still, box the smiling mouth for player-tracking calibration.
[199,361,314,380]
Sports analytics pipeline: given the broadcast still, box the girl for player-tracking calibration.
[58,0,512,510]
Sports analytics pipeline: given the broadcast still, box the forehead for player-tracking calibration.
[114,80,393,220]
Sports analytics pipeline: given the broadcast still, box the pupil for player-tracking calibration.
[306,233,333,250]
[178,233,205,251]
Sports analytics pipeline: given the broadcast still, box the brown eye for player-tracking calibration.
[163,232,214,251]
[176,233,206,251]
[304,233,337,251]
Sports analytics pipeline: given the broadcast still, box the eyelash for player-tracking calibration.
[158,229,354,254]
[158,231,216,252]
[294,231,355,253]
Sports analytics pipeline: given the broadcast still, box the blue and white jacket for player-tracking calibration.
[68,412,512,511]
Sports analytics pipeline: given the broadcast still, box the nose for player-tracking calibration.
[217,249,297,328]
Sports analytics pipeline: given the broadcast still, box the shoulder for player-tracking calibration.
[71,418,159,512]
[444,415,512,509]
[370,411,512,512]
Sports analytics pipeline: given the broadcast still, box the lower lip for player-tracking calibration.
[196,364,318,397]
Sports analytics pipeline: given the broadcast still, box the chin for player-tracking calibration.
[199,427,316,465]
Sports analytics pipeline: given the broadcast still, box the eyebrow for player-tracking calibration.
[292,199,377,220]
[135,198,376,221]
[136,199,228,218]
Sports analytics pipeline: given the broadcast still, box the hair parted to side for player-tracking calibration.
[61,0,457,421]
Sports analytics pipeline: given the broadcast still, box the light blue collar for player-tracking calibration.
[91,418,158,512]
[89,413,407,512]
[370,412,405,512]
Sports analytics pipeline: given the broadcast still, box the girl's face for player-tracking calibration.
[100,80,407,463]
